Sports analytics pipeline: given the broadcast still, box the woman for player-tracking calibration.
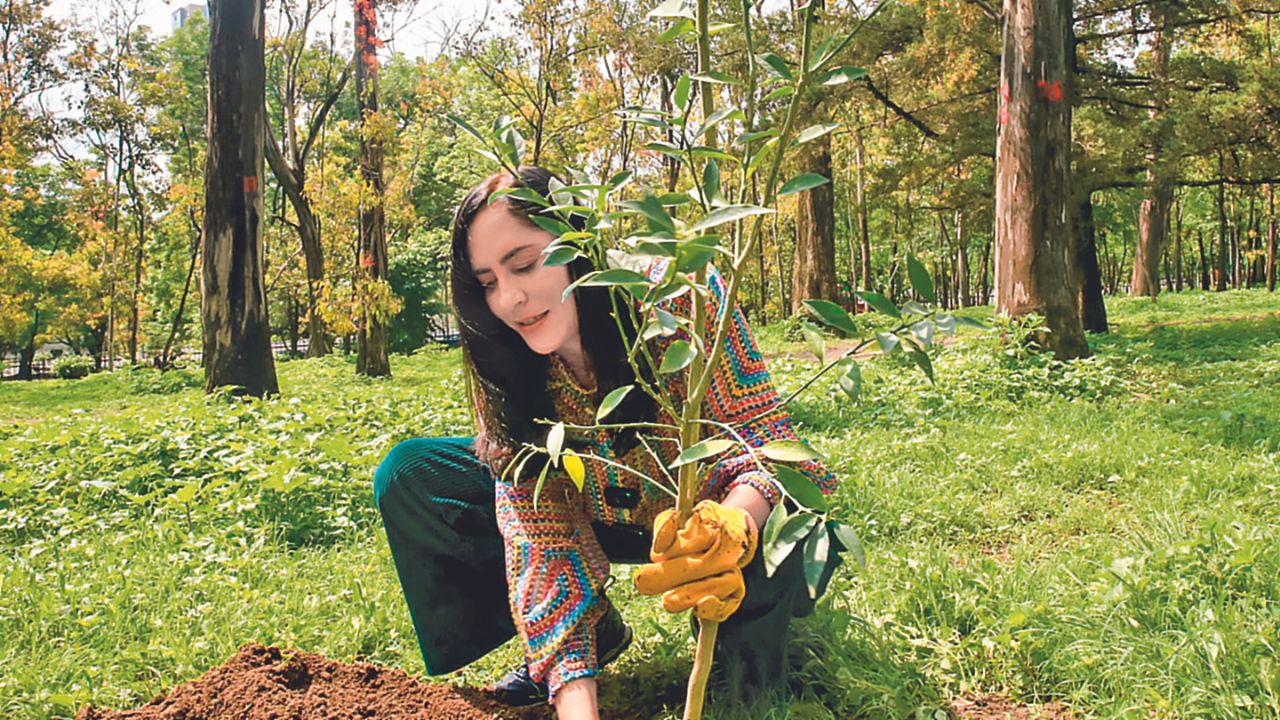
[374,166,842,719]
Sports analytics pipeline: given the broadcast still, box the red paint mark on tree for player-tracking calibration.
[1036,80,1063,102]
[243,176,259,193]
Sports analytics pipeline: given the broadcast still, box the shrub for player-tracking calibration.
[52,355,95,379]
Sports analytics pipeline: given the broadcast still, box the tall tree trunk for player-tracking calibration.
[854,118,872,292]
[1174,196,1183,292]
[790,134,838,313]
[956,210,970,307]
[995,0,1090,358]
[1215,162,1228,291]
[1268,184,1276,292]
[1129,4,1172,298]
[1196,228,1209,290]
[1074,192,1108,333]
[355,0,390,377]
[202,0,278,397]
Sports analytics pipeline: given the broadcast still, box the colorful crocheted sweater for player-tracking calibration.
[493,261,838,699]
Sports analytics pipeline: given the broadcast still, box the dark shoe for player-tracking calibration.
[487,601,633,707]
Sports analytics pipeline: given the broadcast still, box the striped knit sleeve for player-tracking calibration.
[494,472,611,700]
[693,266,838,505]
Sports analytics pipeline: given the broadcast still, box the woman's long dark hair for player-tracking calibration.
[451,166,655,474]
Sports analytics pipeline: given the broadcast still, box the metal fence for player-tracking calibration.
[1,316,460,381]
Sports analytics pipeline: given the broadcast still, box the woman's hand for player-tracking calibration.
[633,496,762,621]
[554,678,599,720]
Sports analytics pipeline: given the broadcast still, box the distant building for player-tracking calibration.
[172,3,208,31]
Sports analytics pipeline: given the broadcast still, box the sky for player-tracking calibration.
[45,0,504,59]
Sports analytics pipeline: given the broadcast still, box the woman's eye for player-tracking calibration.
[515,263,535,273]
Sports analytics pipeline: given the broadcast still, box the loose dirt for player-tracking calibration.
[951,693,1074,719]
[76,644,551,720]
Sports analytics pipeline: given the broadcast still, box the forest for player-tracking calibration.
[2,0,1275,380]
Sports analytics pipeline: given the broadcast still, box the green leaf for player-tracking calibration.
[581,269,650,287]
[837,358,862,401]
[671,438,735,468]
[691,70,742,85]
[659,340,696,374]
[596,385,633,421]
[801,322,825,364]
[857,290,902,319]
[447,113,487,144]
[688,204,774,234]
[935,314,958,336]
[778,173,830,196]
[803,524,830,598]
[910,346,936,383]
[760,440,825,462]
[531,215,573,237]
[657,17,695,42]
[532,457,552,511]
[490,187,550,207]
[808,35,842,72]
[702,159,721,205]
[688,146,741,164]
[620,195,677,233]
[813,65,867,86]
[643,306,681,340]
[765,515,818,577]
[761,502,789,557]
[648,0,694,19]
[674,73,692,113]
[734,128,778,147]
[773,464,829,511]
[542,246,580,266]
[803,299,857,337]
[911,320,935,349]
[657,192,694,206]
[791,123,839,147]
[756,52,794,81]
[761,85,795,103]
[608,170,633,191]
[906,255,936,303]
[831,522,867,568]
[876,332,900,354]
[693,107,745,142]
[546,422,566,466]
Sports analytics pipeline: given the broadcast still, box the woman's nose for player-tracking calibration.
[499,281,527,312]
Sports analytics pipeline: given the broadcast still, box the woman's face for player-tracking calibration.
[467,202,581,359]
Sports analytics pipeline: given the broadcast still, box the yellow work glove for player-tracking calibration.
[633,500,758,621]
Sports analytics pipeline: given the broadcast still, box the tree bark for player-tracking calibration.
[1074,192,1108,333]
[854,119,872,292]
[954,210,970,307]
[202,0,279,397]
[1268,184,1276,292]
[1129,3,1172,298]
[1196,229,1209,290]
[1216,160,1228,291]
[1174,197,1183,292]
[995,0,1091,358]
[355,0,390,377]
[790,133,838,313]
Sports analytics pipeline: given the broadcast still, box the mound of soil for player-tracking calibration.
[951,693,1074,719]
[76,644,550,720]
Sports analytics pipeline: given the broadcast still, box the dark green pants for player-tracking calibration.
[374,436,841,690]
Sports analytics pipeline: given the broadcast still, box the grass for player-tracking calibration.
[1,289,1277,719]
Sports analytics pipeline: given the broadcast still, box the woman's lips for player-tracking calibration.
[516,310,549,332]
